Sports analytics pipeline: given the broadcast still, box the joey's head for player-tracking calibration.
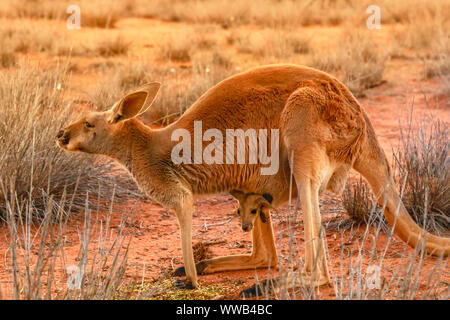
[56,82,160,155]
[231,191,273,232]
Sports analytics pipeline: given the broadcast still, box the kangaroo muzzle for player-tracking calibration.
[242,222,253,232]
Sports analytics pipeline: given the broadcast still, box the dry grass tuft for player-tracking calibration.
[422,31,450,92]
[193,242,212,263]
[273,183,448,300]
[91,35,131,57]
[393,117,449,235]
[0,63,139,220]
[341,117,449,235]
[232,29,310,59]
[0,23,88,57]
[89,58,234,126]
[128,278,231,300]
[341,177,385,228]
[0,25,56,54]
[77,0,121,29]
[424,56,450,79]
[1,0,119,28]
[88,62,158,111]
[310,29,387,96]
[126,0,447,28]
[157,32,193,62]
[3,194,133,299]
[393,10,448,52]
[127,0,362,28]
[157,29,222,63]
[3,0,64,20]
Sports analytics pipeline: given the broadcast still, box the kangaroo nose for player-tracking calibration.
[57,130,64,139]
[242,224,252,232]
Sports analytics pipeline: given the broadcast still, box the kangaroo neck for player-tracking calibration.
[109,119,151,171]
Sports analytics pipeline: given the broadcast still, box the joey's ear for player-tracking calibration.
[258,194,273,209]
[230,190,245,202]
[109,82,160,124]
[259,210,267,223]
[262,193,273,204]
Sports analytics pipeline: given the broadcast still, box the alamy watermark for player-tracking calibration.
[366,265,381,290]
[66,265,82,290]
[66,5,81,30]
[171,121,279,175]
[366,5,381,29]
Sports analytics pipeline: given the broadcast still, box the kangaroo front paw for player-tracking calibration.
[173,261,207,277]
[173,279,195,290]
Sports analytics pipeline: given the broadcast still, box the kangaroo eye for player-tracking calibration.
[237,208,240,215]
[251,209,257,214]
[85,121,94,128]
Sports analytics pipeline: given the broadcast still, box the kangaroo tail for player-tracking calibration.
[354,124,449,257]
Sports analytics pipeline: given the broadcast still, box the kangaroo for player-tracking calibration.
[231,191,274,232]
[56,64,449,295]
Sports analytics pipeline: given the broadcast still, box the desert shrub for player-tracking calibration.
[209,50,233,69]
[0,63,139,220]
[79,6,119,28]
[424,54,450,94]
[0,47,15,68]
[0,23,90,57]
[393,8,449,52]
[393,118,449,235]
[4,0,65,19]
[2,0,447,30]
[157,32,192,62]
[90,60,233,126]
[147,62,233,125]
[232,29,310,59]
[1,0,119,28]
[127,0,447,28]
[4,195,133,299]
[310,29,386,96]
[158,27,233,64]
[423,32,450,92]
[127,0,364,28]
[157,29,220,63]
[89,62,179,124]
[342,118,449,235]
[158,37,192,62]
[424,55,450,79]
[89,62,159,111]
[341,177,384,227]
[91,35,131,57]
[0,25,56,54]
[150,62,233,125]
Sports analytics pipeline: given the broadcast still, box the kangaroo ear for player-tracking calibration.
[109,82,160,124]
[230,190,245,202]
[259,210,267,223]
[262,193,273,204]
[258,194,273,209]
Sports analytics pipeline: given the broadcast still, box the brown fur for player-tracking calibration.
[57,64,449,293]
